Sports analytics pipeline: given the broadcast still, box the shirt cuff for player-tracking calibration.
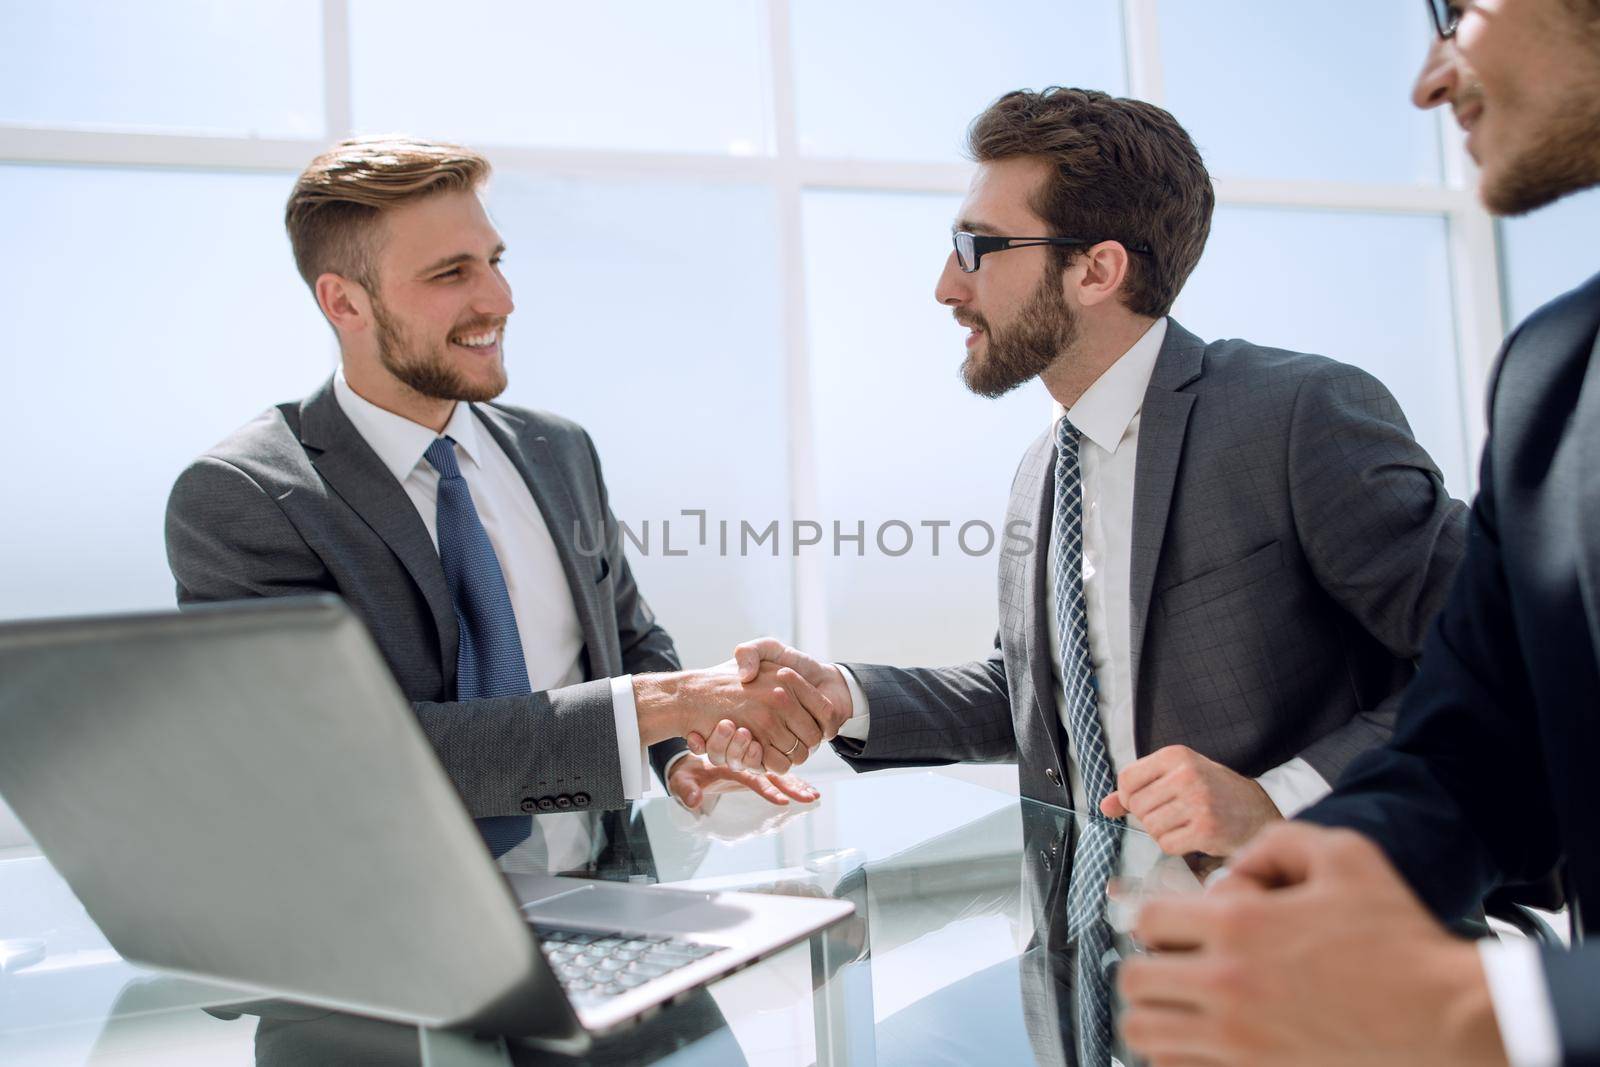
[1479,938,1562,1067]
[834,666,872,741]
[610,675,648,801]
[1254,756,1331,818]
[660,750,694,805]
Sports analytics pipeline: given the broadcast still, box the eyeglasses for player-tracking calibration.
[1426,0,1463,39]
[951,231,1154,274]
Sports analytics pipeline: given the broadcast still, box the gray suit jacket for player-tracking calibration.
[165,376,686,817]
[835,320,1469,807]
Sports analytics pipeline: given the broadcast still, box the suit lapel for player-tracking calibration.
[1128,322,1205,722]
[473,406,611,681]
[1020,437,1067,756]
[1572,332,1600,671]
[298,378,459,685]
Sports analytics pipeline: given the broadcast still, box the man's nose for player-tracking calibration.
[477,271,514,318]
[935,251,969,306]
[1412,35,1456,111]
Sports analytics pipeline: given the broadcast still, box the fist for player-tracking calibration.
[1099,744,1282,856]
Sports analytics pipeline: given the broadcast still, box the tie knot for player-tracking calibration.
[1055,416,1081,454]
[424,436,461,480]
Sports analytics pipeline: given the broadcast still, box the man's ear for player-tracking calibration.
[1072,241,1133,309]
[314,273,373,334]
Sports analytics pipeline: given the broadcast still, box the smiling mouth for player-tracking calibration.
[1455,106,1483,134]
[450,328,501,351]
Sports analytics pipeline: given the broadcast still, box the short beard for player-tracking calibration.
[1483,82,1600,215]
[370,292,507,403]
[960,271,1078,399]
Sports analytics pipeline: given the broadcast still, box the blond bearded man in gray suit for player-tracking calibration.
[166,138,838,842]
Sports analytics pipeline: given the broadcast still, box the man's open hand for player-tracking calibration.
[666,754,819,814]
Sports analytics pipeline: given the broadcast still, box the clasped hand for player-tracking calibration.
[682,637,855,771]
[635,646,846,775]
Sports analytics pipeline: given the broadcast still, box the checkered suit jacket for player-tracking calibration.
[834,319,1469,807]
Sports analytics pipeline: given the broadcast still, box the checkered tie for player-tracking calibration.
[1075,900,1117,1065]
[1053,417,1122,1061]
[1051,418,1123,936]
[425,436,534,858]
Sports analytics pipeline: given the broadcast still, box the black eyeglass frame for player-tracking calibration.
[952,231,1154,274]
[1426,0,1462,39]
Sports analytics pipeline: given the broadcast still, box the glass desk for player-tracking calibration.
[0,769,1201,1066]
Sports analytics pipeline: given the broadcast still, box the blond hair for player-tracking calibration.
[285,135,490,291]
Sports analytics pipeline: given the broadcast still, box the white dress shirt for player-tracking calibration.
[1479,937,1562,1067]
[837,328,1555,1063]
[838,318,1330,824]
[333,371,653,811]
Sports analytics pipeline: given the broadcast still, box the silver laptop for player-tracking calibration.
[0,596,852,1049]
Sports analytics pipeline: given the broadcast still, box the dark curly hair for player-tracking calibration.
[966,88,1214,317]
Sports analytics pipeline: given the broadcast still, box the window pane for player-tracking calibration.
[1158,0,1442,185]
[1498,187,1600,325]
[350,0,771,156]
[804,190,1048,665]
[0,165,336,620]
[0,168,789,671]
[0,1,323,137]
[1174,206,1469,495]
[486,176,791,667]
[793,0,1126,162]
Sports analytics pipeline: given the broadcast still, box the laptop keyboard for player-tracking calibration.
[535,928,728,1005]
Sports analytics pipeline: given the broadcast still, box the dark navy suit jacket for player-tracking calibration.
[1303,270,1600,1064]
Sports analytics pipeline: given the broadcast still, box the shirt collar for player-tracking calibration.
[1063,317,1168,455]
[332,368,485,483]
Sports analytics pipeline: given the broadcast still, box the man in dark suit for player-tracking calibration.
[1121,3,1600,1065]
[166,137,835,852]
[701,88,1467,861]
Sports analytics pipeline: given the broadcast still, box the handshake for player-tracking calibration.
[632,638,853,775]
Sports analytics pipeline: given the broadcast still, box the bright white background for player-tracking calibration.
[2,1,1597,845]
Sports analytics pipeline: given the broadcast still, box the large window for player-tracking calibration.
[1499,187,1600,324]
[1,1,1533,729]
[791,0,1125,162]
[1156,0,1443,186]
[348,1,772,155]
[1177,206,1468,493]
[0,1,324,137]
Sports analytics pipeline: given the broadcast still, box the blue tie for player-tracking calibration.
[1052,417,1122,1060]
[424,435,533,857]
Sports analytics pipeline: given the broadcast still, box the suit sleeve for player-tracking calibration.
[1299,434,1595,1056]
[1283,361,1470,783]
[830,638,1016,771]
[1537,947,1600,1065]
[165,455,633,815]
[576,429,687,784]
[1297,435,1560,919]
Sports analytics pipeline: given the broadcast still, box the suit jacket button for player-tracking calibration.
[1040,850,1052,870]
[519,798,537,813]
[537,797,557,813]
[555,794,574,811]
[1046,768,1060,786]
[572,793,591,809]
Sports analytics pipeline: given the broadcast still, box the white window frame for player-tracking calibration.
[0,0,1505,653]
